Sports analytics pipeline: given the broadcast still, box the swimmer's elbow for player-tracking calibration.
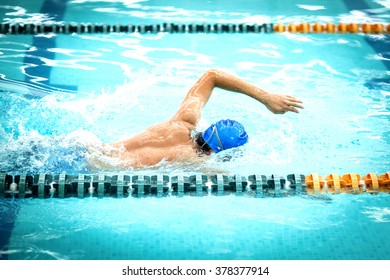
[204,68,220,80]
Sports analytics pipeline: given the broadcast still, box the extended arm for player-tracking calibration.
[172,69,304,126]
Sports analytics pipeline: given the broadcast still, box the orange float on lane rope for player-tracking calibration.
[342,173,362,194]
[274,23,286,32]
[347,23,359,33]
[378,172,390,191]
[362,23,372,33]
[299,22,310,33]
[325,173,344,194]
[272,22,389,34]
[338,23,347,33]
[312,22,324,33]
[305,174,324,194]
[372,23,384,33]
[288,23,297,33]
[363,173,379,192]
[325,22,336,33]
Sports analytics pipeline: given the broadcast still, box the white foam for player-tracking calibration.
[297,4,326,11]
[362,207,390,223]
[374,0,390,9]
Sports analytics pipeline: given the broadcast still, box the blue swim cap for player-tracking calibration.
[202,119,248,153]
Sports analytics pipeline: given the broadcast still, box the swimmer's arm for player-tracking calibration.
[172,69,304,125]
[206,69,304,114]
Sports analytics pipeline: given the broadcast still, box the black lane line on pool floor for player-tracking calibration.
[0,200,21,260]
[342,0,390,90]
[22,0,78,95]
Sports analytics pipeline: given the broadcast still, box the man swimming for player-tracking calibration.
[88,69,304,170]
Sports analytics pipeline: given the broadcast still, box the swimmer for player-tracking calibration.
[88,69,304,170]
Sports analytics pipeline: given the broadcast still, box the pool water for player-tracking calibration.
[0,32,388,175]
[1,0,390,260]
[2,193,390,260]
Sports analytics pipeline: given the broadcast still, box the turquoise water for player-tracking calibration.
[2,194,390,260]
[0,0,390,260]
[0,31,389,175]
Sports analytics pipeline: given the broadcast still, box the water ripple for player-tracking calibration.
[1,243,69,260]
[0,5,57,25]
[362,206,390,223]
[0,200,20,224]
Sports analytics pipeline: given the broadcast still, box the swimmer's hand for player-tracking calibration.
[264,93,304,114]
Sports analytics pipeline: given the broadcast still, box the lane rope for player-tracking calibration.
[0,172,389,198]
[0,22,389,35]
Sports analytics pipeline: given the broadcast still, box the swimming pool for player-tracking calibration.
[0,0,389,261]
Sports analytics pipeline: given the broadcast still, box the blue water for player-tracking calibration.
[2,193,390,260]
[0,31,389,175]
[0,0,390,260]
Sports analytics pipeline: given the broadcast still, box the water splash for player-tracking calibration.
[362,206,390,222]
[0,129,101,174]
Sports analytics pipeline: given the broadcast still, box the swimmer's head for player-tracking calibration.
[201,119,248,153]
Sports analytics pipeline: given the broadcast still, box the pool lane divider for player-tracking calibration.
[0,22,389,35]
[0,172,389,199]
